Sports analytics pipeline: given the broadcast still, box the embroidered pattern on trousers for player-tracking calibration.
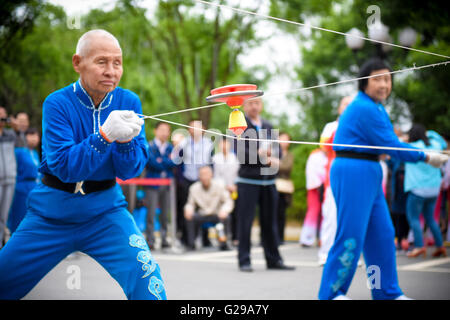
[129,234,166,299]
[331,238,356,293]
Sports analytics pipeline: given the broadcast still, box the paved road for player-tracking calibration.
[24,240,450,300]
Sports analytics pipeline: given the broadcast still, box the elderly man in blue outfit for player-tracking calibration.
[0,29,166,300]
[318,58,448,300]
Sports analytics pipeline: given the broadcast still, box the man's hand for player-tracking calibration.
[218,210,228,220]
[426,152,449,168]
[226,184,237,193]
[184,208,194,221]
[100,110,144,143]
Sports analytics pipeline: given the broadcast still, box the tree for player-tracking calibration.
[270,0,450,138]
[0,0,265,134]
[129,0,263,129]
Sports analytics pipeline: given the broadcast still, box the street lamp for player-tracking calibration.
[398,27,418,47]
[345,28,365,67]
[368,21,390,59]
[345,27,365,51]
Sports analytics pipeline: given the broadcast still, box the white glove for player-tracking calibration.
[100,110,144,143]
[426,152,449,168]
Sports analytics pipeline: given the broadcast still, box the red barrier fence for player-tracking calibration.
[117,178,172,186]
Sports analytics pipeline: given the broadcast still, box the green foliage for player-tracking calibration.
[0,0,264,134]
[270,0,450,138]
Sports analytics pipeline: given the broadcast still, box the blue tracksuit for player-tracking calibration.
[318,91,425,300]
[7,147,41,234]
[0,80,166,300]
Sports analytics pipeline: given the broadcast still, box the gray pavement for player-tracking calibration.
[23,232,450,300]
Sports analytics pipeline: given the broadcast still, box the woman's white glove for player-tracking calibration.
[100,110,144,143]
[426,152,449,168]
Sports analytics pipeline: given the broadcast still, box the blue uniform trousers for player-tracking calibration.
[318,158,403,300]
[0,185,166,300]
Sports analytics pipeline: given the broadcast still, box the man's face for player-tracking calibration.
[365,69,392,103]
[73,37,123,99]
[0,108,7,129]
[199,167,213,187]
[26,133,40,149]
[279,133,290,150]
[16,113,29,132]
[154,123,171,142]
[188,121,203,139]
[243,98,263,119]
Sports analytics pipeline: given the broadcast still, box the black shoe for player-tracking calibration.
[219,242,231,251]
[239,264,254,272]
[267,261,296,270]
[161,240,171,249]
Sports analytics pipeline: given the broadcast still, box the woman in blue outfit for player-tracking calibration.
[318,58,448,300]
[7,128,41,234]
[0,30,166,300]
[404,124,447,258]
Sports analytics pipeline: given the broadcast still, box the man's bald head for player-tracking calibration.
[75,29,121,58]
[72,29,123,105]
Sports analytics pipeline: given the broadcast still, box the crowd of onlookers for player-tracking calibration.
[0,107,41,249]
[130,98,295,265]
[2,100,448,264]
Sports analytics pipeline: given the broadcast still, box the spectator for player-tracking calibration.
[404,124,447,258]
[317,96,352,265]
[172,120,214,246]
[0,106,17,248]
[234,97,295,272]
[276,132,294,245]
[212,138,240,243]
[300,148,327,247]
[184,166,233,251]
[440,144,450,243]
[145,121,176,249]
[10,112,30,147]
[171,131,186,245]
[8,128,41,234]
[386,128,410,252]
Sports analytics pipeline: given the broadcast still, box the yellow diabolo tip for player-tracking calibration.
[228,107,247,136]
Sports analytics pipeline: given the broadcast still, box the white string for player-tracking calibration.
[138,114,447,155]
[151,102,224,117]
[253,60,450,99]
[146,60,450,117]
[194,0,450,60]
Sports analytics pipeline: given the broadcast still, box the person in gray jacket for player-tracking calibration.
[0,106,17,248]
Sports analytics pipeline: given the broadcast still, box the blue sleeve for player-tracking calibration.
[361,104,426,163]
[111,95,149,180]
[43,98,112,183]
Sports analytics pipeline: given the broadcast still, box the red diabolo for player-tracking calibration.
[206,84,263,136]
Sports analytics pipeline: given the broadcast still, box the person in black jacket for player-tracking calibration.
[234,98,295,272]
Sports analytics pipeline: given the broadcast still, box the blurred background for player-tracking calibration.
[1,0,449,224]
